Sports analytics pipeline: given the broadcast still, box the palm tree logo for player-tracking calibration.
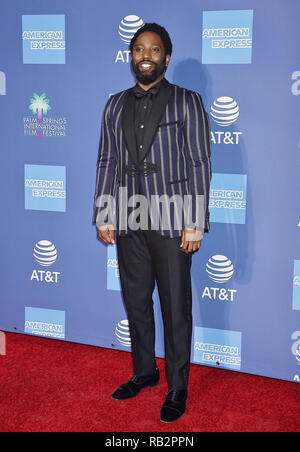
[29,93,51,139]
[29,93,51,122]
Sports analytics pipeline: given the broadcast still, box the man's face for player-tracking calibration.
[131,31,171,85]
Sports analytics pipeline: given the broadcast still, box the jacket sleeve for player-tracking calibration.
[183,91,212,233]
[92,96,117,228]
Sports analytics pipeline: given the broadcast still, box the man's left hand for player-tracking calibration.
[180,228,203,254]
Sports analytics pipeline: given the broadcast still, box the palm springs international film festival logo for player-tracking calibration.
[30,240,61,284]
[23,93,67,139]
[210,96,242,145]
[115,15,144,63]
[202,255,237,302]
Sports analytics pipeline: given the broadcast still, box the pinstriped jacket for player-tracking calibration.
[93,78,212,238]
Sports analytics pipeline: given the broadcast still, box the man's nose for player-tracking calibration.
[142,48,151,60]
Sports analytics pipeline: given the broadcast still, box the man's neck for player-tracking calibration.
[137,75,165,91]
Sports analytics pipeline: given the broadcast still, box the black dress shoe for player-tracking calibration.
[111,368,159,400]
[160,389,187,423]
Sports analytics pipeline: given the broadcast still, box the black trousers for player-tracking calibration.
[116,229,193,390]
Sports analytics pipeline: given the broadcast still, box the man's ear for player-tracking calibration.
[165,54,171,69]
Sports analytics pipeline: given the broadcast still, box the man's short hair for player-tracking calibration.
[129,23,173,56]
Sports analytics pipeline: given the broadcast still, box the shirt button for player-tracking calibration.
[140,125,144,129]
[140,145,143,149]
[144,106,147,109]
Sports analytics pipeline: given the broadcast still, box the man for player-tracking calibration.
[93,23,211,423]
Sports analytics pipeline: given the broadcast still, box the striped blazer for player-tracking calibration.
[93,78,212,238]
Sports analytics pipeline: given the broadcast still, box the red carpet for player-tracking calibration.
[0,332,299,432]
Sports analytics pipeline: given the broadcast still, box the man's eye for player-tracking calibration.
[152,48,160,53]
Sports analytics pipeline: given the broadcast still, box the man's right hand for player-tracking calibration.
[97,224,115,245]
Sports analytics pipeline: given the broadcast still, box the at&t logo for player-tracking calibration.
[202,255,237,302]
[291,331,300,365]
[115,15,144,64]
[210,97,239,126]
[291,331,300,382]
[115,320,131,347]
[210,96,243,145]
[30,240,61,283]
[206,255,234,282]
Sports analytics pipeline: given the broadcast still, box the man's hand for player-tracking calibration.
[180,228,203,254]
[97,224,115,245]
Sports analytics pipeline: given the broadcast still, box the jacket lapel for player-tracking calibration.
[122,90,138,164]
[138,78,172,163]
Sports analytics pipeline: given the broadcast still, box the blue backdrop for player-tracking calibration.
[1,0,300,383]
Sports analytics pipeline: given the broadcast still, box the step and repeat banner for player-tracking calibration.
[1,0,300,383]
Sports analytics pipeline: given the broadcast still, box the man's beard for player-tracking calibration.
[132,57,167,85]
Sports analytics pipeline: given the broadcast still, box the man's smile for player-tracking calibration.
[139,61,155,71]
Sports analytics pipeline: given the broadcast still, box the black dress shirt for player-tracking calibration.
[132,80,162,162]
[131,80,162,223]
